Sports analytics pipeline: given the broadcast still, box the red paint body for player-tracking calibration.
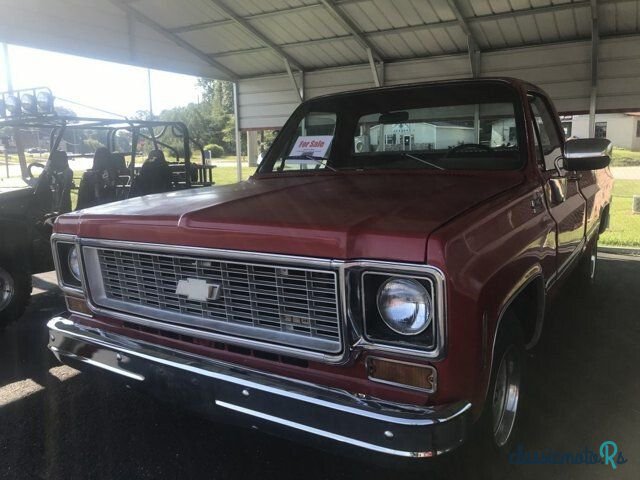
[55,78,613,418]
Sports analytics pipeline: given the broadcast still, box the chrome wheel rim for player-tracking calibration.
[0,267,15,312]
[492,345,521,447]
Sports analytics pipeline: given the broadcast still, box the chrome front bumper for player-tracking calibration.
[47,316,470,459]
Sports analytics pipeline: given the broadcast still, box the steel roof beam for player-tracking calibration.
[206,0,304,72]
[318,0,384,63]
[446,0,481,77]
[446,0,480,49]
[233,30,640,80]
[284,60,304,102]
[185,0,596,37]
[109,0,238,80]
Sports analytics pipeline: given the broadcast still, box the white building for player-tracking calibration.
[562,113,640,150]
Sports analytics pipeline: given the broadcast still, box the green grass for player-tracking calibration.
[600,179,640,247]
[611,148,640,167]
[212,164,256,185]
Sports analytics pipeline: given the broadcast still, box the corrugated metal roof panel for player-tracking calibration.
[1,0,640,81]
[133,0,226,30]
[285,39,367,68]
[228,0,318,17]
[179,24,265,54]
[600,0,640,34]
[250,9,350,45]
[215,50,286,76]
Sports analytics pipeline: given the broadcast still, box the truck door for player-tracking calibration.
[529,94,586,278]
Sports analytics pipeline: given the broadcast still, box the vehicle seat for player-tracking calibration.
[31,150,74,214]
[76,147,118,210]
[110,152,131,200]
[130,150,173,197]
[111,152,129,175]
[48,150,74,213]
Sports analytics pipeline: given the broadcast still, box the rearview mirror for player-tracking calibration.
[564,138,612,170]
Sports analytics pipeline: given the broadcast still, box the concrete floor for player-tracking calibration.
[0,255,638,480]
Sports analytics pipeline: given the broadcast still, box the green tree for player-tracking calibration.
[157,79,243,156]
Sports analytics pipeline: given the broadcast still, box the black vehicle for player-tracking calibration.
[0,88,213,326]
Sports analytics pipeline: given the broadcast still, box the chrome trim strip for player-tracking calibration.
[48,316,471,458]
[586,219,600,242]
[80,238,340,269]
[214,400,433,458]
[47,317,469,426]
[365,356,437,394]
[85,304,345,363]
[545,237,586,289]
[50,345,145,381]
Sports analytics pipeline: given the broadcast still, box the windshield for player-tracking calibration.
[259,82,524,173]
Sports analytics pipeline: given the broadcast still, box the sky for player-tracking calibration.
[0,44,201,118]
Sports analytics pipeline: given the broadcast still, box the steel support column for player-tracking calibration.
[588,0,599,137]
[233,82,242,182]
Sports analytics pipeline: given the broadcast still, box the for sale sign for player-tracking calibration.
[288,135,333,158]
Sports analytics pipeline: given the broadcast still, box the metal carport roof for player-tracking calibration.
[2,0,640,130]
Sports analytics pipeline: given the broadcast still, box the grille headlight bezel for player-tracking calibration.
[359,269,443,356]
[51,236,84,293]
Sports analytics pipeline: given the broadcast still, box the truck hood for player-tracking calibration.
[59,171,523,262]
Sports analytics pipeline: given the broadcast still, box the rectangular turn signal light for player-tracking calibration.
[366,357,436,393]
[65,296,92,317]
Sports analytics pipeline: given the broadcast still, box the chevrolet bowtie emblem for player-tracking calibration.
[175,278,222,302]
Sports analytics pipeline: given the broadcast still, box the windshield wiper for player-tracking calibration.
[400,152,445,170]
[287,155,337,172]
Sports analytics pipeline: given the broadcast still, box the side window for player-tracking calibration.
[529,95,563,171]
[595,122,607,139]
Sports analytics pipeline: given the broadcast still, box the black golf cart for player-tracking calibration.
[0,88,213,326]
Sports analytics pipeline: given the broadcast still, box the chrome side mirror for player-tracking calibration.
[564,138,612,171]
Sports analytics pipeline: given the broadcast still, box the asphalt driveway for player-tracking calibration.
[0,254,638,480]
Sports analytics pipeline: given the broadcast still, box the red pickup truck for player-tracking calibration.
[48,78,613,463]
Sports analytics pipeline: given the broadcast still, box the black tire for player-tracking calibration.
[0,258,32,328]
[474,317,526,460]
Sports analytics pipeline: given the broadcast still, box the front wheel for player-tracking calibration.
[475,318,525,456]
[0,260,32,328]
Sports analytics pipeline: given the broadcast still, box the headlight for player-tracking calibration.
[68,246,81,281]
[376,278,431,335]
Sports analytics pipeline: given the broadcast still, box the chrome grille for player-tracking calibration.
[86,247,342,354]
